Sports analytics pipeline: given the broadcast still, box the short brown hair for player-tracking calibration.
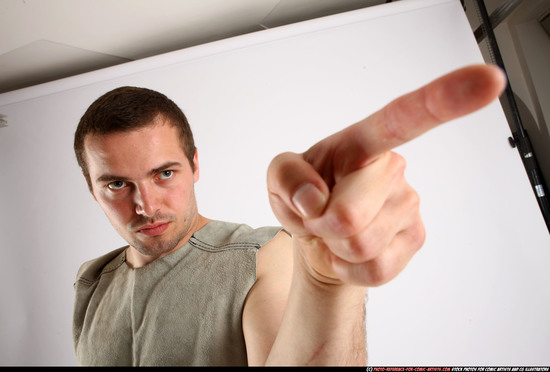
[74,86,196,192]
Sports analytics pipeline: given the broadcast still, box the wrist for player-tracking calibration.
[292,236,366,303]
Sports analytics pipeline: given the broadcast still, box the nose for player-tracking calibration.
[134,183,161,217]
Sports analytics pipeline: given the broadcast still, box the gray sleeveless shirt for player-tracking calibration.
[72,221,281,366]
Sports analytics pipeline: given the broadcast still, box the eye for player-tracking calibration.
[107,180,127,190]
[158,170,174,180]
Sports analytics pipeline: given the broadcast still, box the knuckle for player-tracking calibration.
[271,151,296,164]
[365,259,394,287]
[390,152,407,172]
[395,180,420,215]
[409,220,426,252]
[327,202,364,236]
[268,151,315,194]
[386,152,407,181]
[406,188,421,211]
[269,152,299,175]
[384,101,411,143]
[342,232,382,263]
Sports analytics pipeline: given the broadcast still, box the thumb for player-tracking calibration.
[293,182,327,219]
[267,152,330,229]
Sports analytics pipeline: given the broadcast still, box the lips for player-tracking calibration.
[137,222,170,237]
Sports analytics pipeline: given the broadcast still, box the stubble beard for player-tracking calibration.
[131,229,187,257]
[128,214,191,258]
[126,196,199,258]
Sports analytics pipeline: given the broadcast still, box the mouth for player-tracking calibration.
[137,222,170,237]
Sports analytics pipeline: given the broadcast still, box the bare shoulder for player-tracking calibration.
[251,229,293,306]
[242,229,293,365]
[257,229,293,276]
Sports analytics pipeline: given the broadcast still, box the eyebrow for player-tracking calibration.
[95,161,183,184]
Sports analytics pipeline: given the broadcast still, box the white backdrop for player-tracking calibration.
[1,0,549,366]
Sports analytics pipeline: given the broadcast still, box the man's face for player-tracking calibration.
[84,119,199,258]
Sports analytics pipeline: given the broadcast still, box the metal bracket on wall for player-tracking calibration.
[473,0,550,233]
[0,115,7,128]
[474,0,524,43]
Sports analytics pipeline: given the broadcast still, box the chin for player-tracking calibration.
[133,237,181,257]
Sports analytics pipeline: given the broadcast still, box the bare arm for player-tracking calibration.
[245,64,507,366]
[242,231,293,366]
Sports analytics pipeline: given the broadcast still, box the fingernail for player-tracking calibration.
[292,183,327,218]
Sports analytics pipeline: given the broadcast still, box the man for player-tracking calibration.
[72,64,506,366]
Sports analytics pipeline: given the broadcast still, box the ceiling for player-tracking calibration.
[0,0,387,94]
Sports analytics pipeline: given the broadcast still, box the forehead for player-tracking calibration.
[84,123,187,179]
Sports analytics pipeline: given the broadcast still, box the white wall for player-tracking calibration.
[0,0,549,366]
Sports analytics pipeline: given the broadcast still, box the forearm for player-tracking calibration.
[265,243,368,366]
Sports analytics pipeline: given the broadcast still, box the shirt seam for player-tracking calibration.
[189,236,260,252]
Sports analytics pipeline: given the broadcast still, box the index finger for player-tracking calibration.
[316,64,506,171]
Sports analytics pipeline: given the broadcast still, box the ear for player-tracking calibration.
[193,149,199,183]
